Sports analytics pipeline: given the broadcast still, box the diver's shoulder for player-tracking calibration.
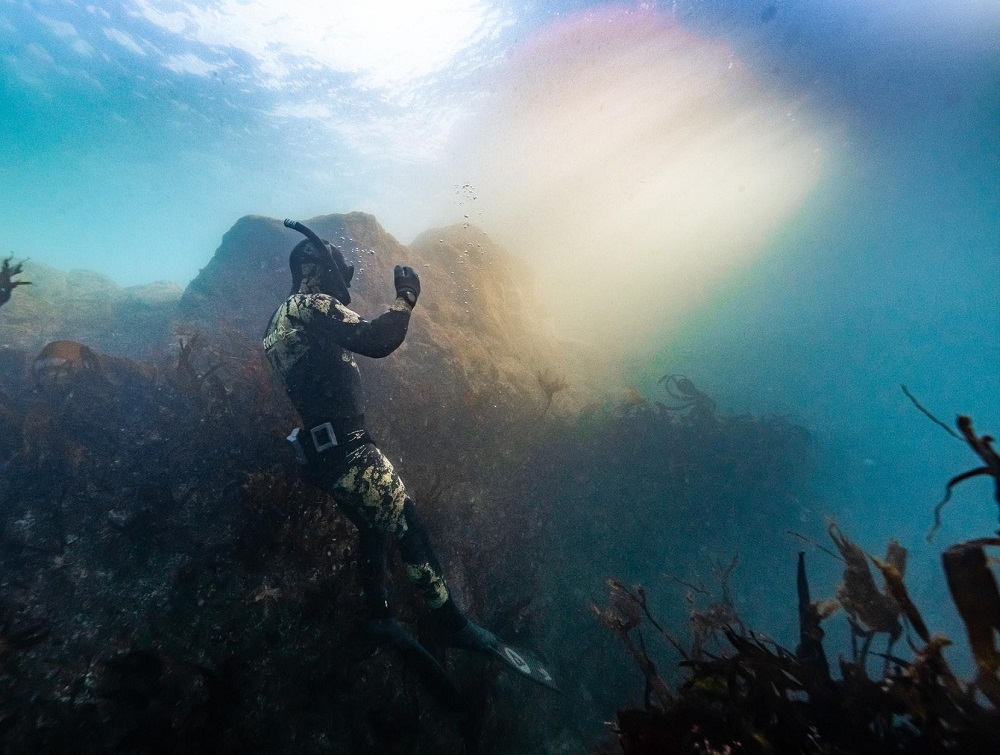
[286,293,361,323]
[288,292,336,313]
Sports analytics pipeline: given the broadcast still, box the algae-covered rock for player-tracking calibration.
[176,213,593,418]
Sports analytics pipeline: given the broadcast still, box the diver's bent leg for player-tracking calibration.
[390,495,560,690]
[396,501,518,655]
[396,498,472,633]
[393,499,532,670]
[324,444,410,619]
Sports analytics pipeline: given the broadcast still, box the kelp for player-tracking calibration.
[942,538,1000,706]
[0,255,30,309]
[795,552,833,687]
[592,580,676,712]
[536,368,569,416]
[828,522,904,668]
[599,423,1000,753]
[930,414,1000,540]
[601,559,999,753]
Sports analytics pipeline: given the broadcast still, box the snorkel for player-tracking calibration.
[284,218,354,304]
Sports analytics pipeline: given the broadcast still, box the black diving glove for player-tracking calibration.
[394,265,420,307]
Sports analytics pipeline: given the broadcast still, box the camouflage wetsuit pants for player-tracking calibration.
[304,442,450,612]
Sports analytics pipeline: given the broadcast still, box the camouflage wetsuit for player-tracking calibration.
[263,291,450,615]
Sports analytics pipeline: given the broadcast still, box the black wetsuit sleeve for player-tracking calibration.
[319,299,413,358]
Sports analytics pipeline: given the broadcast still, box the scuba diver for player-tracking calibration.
[262,219,557,692]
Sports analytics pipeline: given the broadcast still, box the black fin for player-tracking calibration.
[365,619,462,703]
[447,621,560,692]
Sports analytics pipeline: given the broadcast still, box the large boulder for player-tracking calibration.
[175,213,580,414]
[175,212,407,340]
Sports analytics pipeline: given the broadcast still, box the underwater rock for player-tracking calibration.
[0,260,181,359]
[176,212,414,339]
[176,213,600,418]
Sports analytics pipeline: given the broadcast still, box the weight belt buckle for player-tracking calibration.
[310,422,338,452]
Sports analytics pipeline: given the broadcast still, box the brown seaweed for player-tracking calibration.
[0,256,30,308]
[871,550,930,645]
[828,522,903,668]
[600,510,1000,754]
[592,580,675,711]
[942,539,1000,706]
[536,368,569,416]
[930,415,1000,540]
[674,556,745,660]
[657,374,716,415]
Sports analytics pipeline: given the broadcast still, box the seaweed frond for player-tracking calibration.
[0,256,31,308]
[536,368,569,415]
[929,416,1000,541]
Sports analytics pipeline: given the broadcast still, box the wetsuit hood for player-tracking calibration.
[286,219,354,303]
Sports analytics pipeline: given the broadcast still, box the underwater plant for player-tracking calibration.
[536,367,569,415]
[942,538,1000,707]
[0,256,30,309]
[828,522,905,671]
[597,419,1000,755]
[657,374,716,415]
[931,415,1000,540]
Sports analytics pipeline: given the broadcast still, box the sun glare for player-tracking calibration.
[438,9,827,353]
[132,0,502,90]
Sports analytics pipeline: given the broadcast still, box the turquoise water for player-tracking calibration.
[2,0,999,727]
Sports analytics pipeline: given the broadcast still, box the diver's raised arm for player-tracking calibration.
[320,264,420,358]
